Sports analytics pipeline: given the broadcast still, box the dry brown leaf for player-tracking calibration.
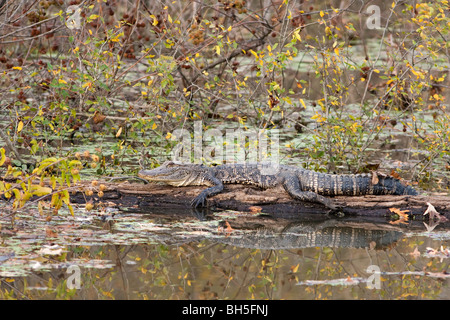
[224,221,233,233]
[45,227,58,238]
[218,221,234,234]
[389,207,409,217]
[371,171,379,185]
[410,247,421,258]
[423,202,448,222]
[390,169,401,180]
[389,207,409,225]
[249,206,262,214]
[93,112,106,124]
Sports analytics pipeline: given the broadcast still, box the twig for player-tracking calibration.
[0,126,23,163]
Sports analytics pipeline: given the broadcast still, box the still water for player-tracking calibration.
[1,207,449,300]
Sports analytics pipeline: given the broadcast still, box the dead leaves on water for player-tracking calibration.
[410,245,450,263]
[388,202,448,228]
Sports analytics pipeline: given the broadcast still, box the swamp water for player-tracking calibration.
[1,204,450,300]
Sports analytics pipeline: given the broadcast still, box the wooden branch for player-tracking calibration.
[68,181,450,218]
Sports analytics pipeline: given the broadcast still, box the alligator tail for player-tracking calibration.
[372,175,418,196]
[299,171,418,196]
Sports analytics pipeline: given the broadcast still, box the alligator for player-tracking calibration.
[138,161,418,211]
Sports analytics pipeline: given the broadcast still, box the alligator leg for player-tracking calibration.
[191,176,224,208]
[281,175,337,210]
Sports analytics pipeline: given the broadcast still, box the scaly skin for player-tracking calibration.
[138,161,418,210]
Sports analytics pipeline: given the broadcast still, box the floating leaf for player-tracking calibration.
[249,206,262,214]
[389,207,409,225]
[39,245,63,256]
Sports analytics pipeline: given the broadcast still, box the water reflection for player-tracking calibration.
[1,212,450,300]
[212,220,404,250]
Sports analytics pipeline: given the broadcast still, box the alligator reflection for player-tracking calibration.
[213,220,403,250]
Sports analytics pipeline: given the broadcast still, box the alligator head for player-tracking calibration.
[138,161,208,187]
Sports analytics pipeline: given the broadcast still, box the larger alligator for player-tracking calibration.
[138,161,418,210]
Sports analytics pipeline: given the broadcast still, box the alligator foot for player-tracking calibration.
[327,206,347,217]
[191,193,208,208]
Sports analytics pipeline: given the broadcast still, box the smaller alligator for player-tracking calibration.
[138,161,418,211]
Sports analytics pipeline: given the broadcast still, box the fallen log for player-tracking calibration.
[69,181,450,219]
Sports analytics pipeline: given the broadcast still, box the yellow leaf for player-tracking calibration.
[215,45,220,56]
[12,66,22,71]
[82,81,92,89]
[0,148,5,166]
[249,50,259,59]
[17,121,24,133]
[299,99,306,108]
[67,203,74,216]
[29,185,53,197]
[150,14,158,26]
[116,127,122,137]
[320,11,324,17]
[168,14,172,23]
[152,122,157,130]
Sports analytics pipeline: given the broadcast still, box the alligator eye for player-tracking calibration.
[164,161,175,167]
